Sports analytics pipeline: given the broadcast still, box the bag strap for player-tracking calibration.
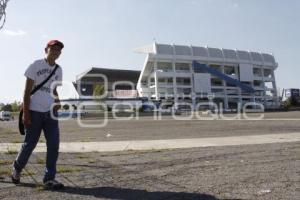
[30,64,60,95]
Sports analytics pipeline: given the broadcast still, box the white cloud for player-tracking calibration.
[3,30,27,36]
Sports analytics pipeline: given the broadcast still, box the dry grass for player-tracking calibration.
[23,170,36,177]
[1,129,19,136]
[0,169,10,177]
[0,160,11,165]
[57,166,82,174]
[36,158,45,164]
[75,154,90,159]
[88,159,97,164]
[35,184,45,192]
[79,137,95,142]
[5,149,18,155]
[11,140,22,143]
[39,139,46,143]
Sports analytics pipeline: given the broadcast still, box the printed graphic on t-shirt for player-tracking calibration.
[36,68,61,94]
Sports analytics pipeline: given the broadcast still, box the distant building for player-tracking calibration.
[282,88,300,101]
[74,67,140,99]
[136,43,280,109]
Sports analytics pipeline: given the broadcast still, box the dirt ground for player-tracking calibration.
[0,111,299,199]
[0,111,300,143]
[0,142,299,200]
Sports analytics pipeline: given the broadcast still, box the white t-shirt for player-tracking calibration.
[24,59,63,112]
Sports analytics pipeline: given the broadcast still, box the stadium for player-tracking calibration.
[74,43,280,110]
[136,43,279,110]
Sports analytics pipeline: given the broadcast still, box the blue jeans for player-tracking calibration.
[14,110,60,183]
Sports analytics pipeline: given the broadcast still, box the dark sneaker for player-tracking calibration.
[43,180,64,190]
[11,168,21,184]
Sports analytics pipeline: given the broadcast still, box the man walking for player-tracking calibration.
[12,40,64,189]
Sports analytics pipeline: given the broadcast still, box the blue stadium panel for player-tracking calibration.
[192,61,255,93]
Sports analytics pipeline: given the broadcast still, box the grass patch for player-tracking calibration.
[23,170,36,177]
[0,168,35,177]
[80,139,92,142]
[2,129,18,135]
[39,139,45,143]
[75,154,90,159]
[88,159,97,164]
[36,158,45,164]
[111,165,120,173]
[0,160,11,165]
[57,166,82,174]
[35,184,45,192]
[0,169,10,176]
[11,140,22,143]
[5,149,18,155]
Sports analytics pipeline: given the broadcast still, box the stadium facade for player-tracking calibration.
[136,43,279,109]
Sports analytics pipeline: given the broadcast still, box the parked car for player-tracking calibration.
[0,111,11,121]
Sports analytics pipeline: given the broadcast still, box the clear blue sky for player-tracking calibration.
[0,0,299,103]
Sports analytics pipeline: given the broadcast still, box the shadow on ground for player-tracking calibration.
[0,181,231,200]
[61,186,222,200]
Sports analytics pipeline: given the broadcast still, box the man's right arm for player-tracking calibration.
[23,78,34,127]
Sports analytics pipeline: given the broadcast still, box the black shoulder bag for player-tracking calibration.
[18,65,59,135]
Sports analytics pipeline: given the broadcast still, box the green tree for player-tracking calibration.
[2,104,13,112]
[93,84,105,98]
[0,103,4,111]
[11,101,22,112]
[63,104,70,110]
[72,104,77,110]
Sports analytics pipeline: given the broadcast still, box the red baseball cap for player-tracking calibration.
[46,40,64,49]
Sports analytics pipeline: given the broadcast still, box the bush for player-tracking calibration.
[282,99,291,111]
[63,104,70,110]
